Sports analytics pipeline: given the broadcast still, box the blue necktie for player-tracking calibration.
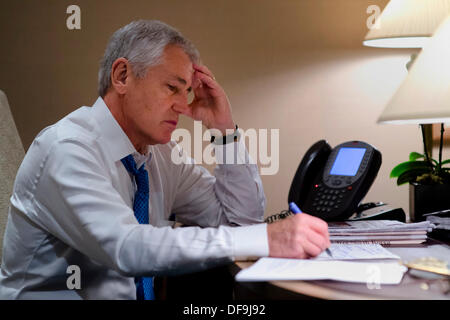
[121,154,155,300]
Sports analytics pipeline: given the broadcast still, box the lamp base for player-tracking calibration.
[409,182,450,222]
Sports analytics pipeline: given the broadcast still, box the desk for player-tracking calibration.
[230,239,450,300]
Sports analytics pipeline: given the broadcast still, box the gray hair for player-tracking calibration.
[98,20,200,97]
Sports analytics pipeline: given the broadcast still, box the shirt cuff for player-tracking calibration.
[214,139,256,165]
[231,223,269,261]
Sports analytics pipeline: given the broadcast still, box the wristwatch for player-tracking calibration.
[211,125,240,145]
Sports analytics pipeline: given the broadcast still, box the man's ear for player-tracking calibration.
[110,58,132,95]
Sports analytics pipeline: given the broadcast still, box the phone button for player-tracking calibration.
[332,180,342,186]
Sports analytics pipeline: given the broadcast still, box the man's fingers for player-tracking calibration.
[194,71,217,90]
[311,228,330,251]
[300,237,322,257]
[300,213,329,237]
[310,220,331,249]
[193,63,215,80]
[191,72,201,89]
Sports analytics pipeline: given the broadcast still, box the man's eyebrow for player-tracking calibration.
[176,77,187,85]
[171,76,191,92]
[169,75,187,85]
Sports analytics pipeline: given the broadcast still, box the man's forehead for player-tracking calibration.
[149,46,194,83]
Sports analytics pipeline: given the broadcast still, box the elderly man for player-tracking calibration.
[0,20,330,299]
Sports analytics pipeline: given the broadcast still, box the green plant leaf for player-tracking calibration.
[396,169,431,185]
[390,161,432,178]
[409,152,424,161]
[440,159,450,166]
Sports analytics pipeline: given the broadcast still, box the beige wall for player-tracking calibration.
[0,0,425,218]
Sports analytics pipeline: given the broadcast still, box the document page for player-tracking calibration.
[313,244,400,260]
[235,258,407,284]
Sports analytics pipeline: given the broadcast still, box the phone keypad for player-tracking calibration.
[311,184,349,213]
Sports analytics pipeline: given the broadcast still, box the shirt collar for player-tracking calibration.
[91,97,151,163]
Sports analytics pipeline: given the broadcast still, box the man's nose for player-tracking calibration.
[172,93,190,114]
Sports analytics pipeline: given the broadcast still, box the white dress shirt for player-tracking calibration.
[0,97,268,299]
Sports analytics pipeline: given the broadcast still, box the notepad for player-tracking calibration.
[235,258,407,284]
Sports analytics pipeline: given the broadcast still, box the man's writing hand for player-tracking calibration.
[267,213,331,259]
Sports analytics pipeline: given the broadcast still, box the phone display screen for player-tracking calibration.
[329,147,366,176]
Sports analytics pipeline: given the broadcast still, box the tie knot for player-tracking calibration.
[121,154,142,175]
[121,155,149,190]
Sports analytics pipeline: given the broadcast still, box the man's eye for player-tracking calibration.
[167,85,178,93]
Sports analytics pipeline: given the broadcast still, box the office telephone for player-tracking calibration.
[287,140,383,221]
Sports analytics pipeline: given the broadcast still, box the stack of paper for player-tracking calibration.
[328,220,434,246]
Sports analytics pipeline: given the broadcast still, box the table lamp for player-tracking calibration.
[364,0,450,159]
[378,15,450,152]
[364,0,450,49]
[377,15,450,220]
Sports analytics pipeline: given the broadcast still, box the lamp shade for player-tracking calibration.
[378,16,450,124]
[364,0,450,48]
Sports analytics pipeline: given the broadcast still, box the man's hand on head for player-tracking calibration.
[186,64,235,135]
[267,213,331,259]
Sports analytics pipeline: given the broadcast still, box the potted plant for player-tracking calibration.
[390,124,450,221]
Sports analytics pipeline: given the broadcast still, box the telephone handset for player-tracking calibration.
[288,140,382,221]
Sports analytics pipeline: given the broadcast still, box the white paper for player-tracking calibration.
[235,258,407,284]
[313,244,400,261]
